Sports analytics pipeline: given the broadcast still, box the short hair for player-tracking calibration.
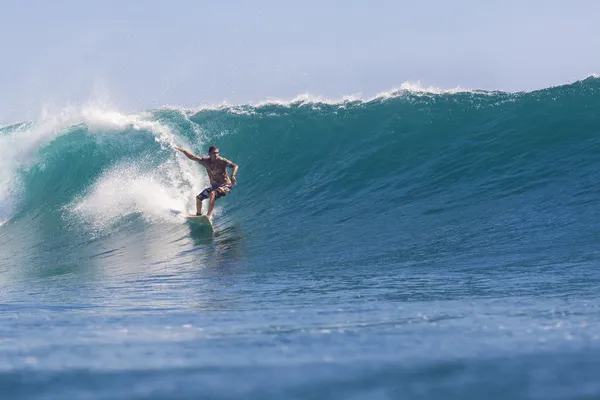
[208,145,218,154]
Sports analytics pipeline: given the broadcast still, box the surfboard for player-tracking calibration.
[169,209,213,232]
[185,215,213,232]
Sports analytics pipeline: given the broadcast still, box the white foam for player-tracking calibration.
[174,82,483,115]
[78,105,177,149]
[371,81,478,99]
[69,159,209,232]
[254,93,362,107]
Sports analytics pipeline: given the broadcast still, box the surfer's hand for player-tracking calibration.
[174,147,184,152]
[231,176,237,186]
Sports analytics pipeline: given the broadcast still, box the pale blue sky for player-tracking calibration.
[1,0,599,122]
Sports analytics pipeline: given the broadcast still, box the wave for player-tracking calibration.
[1,76,599,267]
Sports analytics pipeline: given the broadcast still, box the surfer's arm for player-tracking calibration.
[229,162,239,177]
[225,159,239,184]
[175,147,202,162]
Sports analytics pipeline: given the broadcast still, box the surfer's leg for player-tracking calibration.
[206,191,217,218]
[195,197,203,216]
[196,188,212,216]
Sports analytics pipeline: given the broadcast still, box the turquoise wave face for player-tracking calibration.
[1,77,599,270]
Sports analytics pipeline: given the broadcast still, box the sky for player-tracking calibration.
[1,0,599,122]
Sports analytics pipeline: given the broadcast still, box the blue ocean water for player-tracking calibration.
[1,77,600,399]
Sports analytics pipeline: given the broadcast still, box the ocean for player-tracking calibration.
[1,77,600,399]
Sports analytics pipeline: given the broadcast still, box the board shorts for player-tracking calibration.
[196,184,232,201]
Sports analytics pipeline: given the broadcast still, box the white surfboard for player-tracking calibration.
[185,215,213,232]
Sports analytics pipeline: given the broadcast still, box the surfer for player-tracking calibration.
[175,145,238,218]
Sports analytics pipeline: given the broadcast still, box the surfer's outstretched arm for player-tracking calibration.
[175,147,202,162]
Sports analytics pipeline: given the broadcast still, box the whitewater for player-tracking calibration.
[1,77,600,399]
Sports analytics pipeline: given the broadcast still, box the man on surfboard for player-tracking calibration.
[175,145,238,219]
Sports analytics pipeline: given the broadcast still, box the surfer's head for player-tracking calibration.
[208,145,219,160]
